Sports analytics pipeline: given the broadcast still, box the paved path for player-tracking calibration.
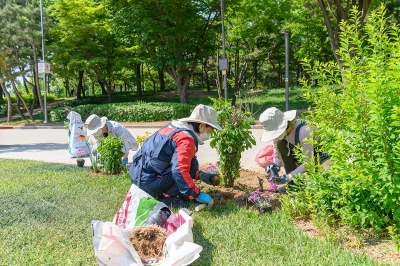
[0,126,266,174]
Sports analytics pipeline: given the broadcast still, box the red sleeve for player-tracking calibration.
[171,131,200,199]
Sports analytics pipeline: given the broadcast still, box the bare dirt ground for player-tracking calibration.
[197,164,400,266]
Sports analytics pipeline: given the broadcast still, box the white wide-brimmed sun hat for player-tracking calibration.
[179,104,224,131]
[85,114,107,136]
[260,107,297,142]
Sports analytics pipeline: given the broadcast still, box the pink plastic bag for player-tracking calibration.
[254,144,274,167]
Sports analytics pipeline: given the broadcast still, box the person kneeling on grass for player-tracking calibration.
[128,104,224,209]
[85,114,139,165]
[259,107,330,193]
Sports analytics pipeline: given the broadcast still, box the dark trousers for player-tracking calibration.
[276,139,298,174]
[140,173,180,198]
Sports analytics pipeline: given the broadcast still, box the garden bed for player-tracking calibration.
[197,164,400,265]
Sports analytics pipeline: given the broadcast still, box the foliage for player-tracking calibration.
[135,131,152,146]
[49,102,194,123]
[75,150,86,162]
[210,98,256,186]
[286,6,400,233]
[0,103,6,117]
[97,135,124,174]
[109,0,220,104]
[0,159,383,265]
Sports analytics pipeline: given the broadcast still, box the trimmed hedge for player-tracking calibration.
[50,102,195,123]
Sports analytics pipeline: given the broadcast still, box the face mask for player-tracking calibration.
[93,129,102,138]
[199,132,210,141]
[276,131,286,140]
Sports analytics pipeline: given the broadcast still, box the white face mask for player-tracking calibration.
[199,132,210,141]
[276,131,286,140]
[93,129,103,138]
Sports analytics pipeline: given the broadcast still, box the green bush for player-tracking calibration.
[286,6,400,234]
[97,136,125,175]
[50,102,194,123]
[0,103,7,117]
[210,98,256,186]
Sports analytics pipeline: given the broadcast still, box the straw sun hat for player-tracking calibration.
[85,114,107,136]
[259,107,297,143]
[179,104,224,131]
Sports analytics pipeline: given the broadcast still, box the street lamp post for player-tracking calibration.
[280,30,289,111]
[40,0,48,123]
[220,0,228,100]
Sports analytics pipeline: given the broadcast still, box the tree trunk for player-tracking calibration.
[146,64,156,91]
[32,44,44,112]
[76,71,84,100]
[317,0,371,73]
[0,83,12,122]
[203,58,211,92]
[253,60,258,89]
[175,77,190,104]
[158,70,165,91]
[135,63,142,99]
[64,78,70,97]
[11,79,33,120]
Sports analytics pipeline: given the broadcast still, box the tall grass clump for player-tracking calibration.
[284,6,400,243]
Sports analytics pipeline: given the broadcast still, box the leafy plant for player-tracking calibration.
[210,98,256,186]
[136,131,152,146]
[97,136,124,174]
[248,188,272,208]
[287,6,400,233]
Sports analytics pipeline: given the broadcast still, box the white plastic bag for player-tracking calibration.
[67,111,90,158]
[91,184,203,266]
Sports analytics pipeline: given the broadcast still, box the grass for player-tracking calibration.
[0,159,389,265]
[1,86,310,125]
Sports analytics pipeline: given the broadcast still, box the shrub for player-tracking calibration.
[49,102,193,123]
[287,6,400,234]
[97,136,124,175]
[210,98,256,186]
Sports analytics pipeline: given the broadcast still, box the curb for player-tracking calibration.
[0,126,13,129]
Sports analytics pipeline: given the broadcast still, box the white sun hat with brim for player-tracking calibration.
[85,114,108,136]
[179,104,224,132]
[260,107,297,143]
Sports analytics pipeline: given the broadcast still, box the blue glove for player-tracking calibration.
[271,174,289,185]
[195,192,214,208]
[264,163,280,178]
[122,157,128,165]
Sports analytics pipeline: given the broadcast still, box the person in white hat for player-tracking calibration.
[84,114,139,165]
[128,104,224,209]
[259,107,329,193]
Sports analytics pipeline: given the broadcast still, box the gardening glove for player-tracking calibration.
[122,157,128,165]
[264,163,280,178]
[195,192,214,208]
[271,174,290,185]
[199,170,219,186]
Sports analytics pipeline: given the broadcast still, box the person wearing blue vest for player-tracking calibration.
[128,104,224,208]
[259,107,329,193]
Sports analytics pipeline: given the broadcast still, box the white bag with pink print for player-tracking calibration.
[91,184,203,266]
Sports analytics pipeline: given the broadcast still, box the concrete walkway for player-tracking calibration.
[0,126,267,174]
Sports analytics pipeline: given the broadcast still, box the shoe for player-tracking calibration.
[157,194,190,209]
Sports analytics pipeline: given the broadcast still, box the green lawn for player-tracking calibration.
[0,159,388,265]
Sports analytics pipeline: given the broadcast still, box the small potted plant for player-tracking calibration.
[248,188,273,215]
[76,150,86,167]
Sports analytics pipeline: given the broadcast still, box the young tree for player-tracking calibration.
[110,0,220,104]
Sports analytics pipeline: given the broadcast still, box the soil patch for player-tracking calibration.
[197,164,400,265]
